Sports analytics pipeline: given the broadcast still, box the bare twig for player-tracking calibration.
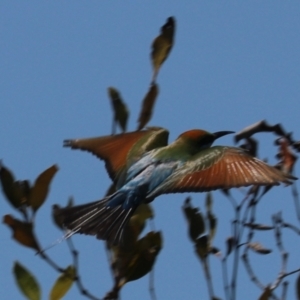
[67,238,102,300]
[149,268,157,300]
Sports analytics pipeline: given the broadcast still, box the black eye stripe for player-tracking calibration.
[199,135,214,145]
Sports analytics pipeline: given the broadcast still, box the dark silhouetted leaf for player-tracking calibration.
[108,87,129,134]
[248,242,272,255]
[205,192,213,212]
[29,165,58,212]
[234,120,288,143]
[137,83,159,130]
[121,203,154,249]
[226,236,236,256]
[205,193,217,243]
[210,246,221,257]
[244,223,273,230]
[276,138,297,174]
[3,215,40,251]
[182,197,205,242]
[13,261,41,300]
[49,266,75,300]
[0,163,30,208]
[208,212,217,244]
[151,17,175,82]
[120,231,162,286]
[238,137,258,157]
[52,197,74,229]
[195,235,209,261]
[258,286,271,300]
[296,273,300,300]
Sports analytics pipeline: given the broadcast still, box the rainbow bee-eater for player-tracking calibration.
[55,127,295,244]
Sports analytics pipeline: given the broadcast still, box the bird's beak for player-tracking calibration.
[213,131,235,141]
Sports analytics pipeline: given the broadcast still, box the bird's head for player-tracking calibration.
[178,129,234,151]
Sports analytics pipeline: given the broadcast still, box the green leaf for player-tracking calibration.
[182,197,205,242]
[108,87,129,133]
[13,261,41,300]
[137,83,159,130]
[29,165,58,212]
[121,231,162,286]
[49,266,75,300]
[0,163,30,208]
[132,203,154,223]
[120,203,154,250]
[151,17,175,82]
[3,214,40,251]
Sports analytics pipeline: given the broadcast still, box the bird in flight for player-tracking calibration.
[54,127,295,244]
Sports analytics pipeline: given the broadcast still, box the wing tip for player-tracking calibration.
[63,139,77,148]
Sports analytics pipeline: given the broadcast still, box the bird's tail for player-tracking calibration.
[54,194,136,245]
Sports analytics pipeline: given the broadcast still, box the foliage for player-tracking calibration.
[2,16,300,300]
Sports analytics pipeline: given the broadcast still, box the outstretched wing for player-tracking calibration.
[148,146,296,198]
[63,127,169,184]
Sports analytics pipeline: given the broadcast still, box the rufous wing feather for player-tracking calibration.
[63,127,169,184]
[148,146,296,197]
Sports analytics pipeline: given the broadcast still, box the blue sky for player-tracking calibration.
[1,1,300,299]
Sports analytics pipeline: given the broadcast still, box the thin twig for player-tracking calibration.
[270,213,289,291]
[221,257,230,300]
[67,238,101,300]
[149,268,157,300]
[281,281,288,300]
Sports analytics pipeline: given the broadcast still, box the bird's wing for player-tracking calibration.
[63,127,169,184]
[148,146,295,198]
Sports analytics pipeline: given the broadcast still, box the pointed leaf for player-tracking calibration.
[207,212,217,244]
[29,165,58,212]
[205,192,213,212]
[182,197,205,242]
[121,231,162,286]
[0,163,29,208]
[151,17,175,82]
[121,204,154,249]
[49,266,75,300]
[137,83,159,130]
[132,203,154,222]
[3,214,40,251]
[258,286,271,300]
[108,87,129,133]
[244,223,273,230]
[248,242,272,255]
[226,236,236,256]
[13,261,41,300]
